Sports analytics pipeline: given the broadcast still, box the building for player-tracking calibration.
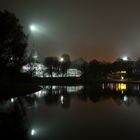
[21,48,82,77]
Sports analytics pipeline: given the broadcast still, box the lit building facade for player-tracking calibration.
[21,48,82,78]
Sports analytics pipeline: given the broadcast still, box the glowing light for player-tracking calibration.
[10,57,13,61]
[102,83,105,90]
[121,76,124,80]
[59,57,64,62]
[123,95,128,102]
[121,71,127,74]
[30,25,39,32]
[138,85,140,91]
[11,98,14,103]
[31,129,36,136]
[118,83,126,90]
[122,56,128,61]
[66,86,84,93]
[52,86,57,90]
[34,90,47,98]
[60,95,64,104]
[66,68,82,77]
[22,64,30,72]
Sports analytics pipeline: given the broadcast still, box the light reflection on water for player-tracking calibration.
[103,83,127,91]
[34,85,84,98]
[1,83,140,139]
[30,83,140,108]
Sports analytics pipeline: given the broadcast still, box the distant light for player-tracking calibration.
[30,25,36,31]
[122,56,128,61]
[123,95,128,102]
[118,83,126,90]
[67,86,84,93]
[31,129,36,136]
[102,83,105,90]
[120,71,127,74]
[34,90,47,98]
[22,64,30,71]
[11,98,14,103]
[10,56,13,61]
[138,85,140,91]
[59,57,64,62]
[60,95,64,104]
[121,76,124,80]
[30,24,40,32]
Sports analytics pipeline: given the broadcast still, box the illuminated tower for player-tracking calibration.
[29,47,42,63]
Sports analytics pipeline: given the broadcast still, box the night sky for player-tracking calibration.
[0,0,140,62]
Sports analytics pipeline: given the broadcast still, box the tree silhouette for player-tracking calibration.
[44,57,59,77]
[0,10,27,71]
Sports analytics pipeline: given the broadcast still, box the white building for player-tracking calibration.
[21,48,82,77]
[66,68,82,77]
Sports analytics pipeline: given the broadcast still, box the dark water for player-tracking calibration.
[1,83,140,140]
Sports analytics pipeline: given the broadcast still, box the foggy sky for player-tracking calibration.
[0,0,140,62]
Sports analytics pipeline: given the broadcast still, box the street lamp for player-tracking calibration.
[29,24,39,47]
[30,24,40,32]
[29,24,41,58]
[59,57,64,62]
[30,25,36,32]
[29,24,40,76]
[59,57,64,77]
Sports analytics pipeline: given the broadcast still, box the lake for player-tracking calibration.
[0,83,140,140]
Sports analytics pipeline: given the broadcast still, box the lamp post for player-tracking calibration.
[29,24,39,48]
[59,57,64,77]
[60,57,64,63]
[29,24,40,76]
[29,24,41,61]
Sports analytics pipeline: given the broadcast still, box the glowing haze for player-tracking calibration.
[0,0,140,62]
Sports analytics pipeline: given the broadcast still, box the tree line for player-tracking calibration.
[43,55,140,80]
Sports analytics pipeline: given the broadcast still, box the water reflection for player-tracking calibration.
[18,84,140,109]
[102,83,127,91]
[26,85,84,109]
[0,83,140,140]
[26,84,140,139]
[0,97,30,139]
[1,83,140,139]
